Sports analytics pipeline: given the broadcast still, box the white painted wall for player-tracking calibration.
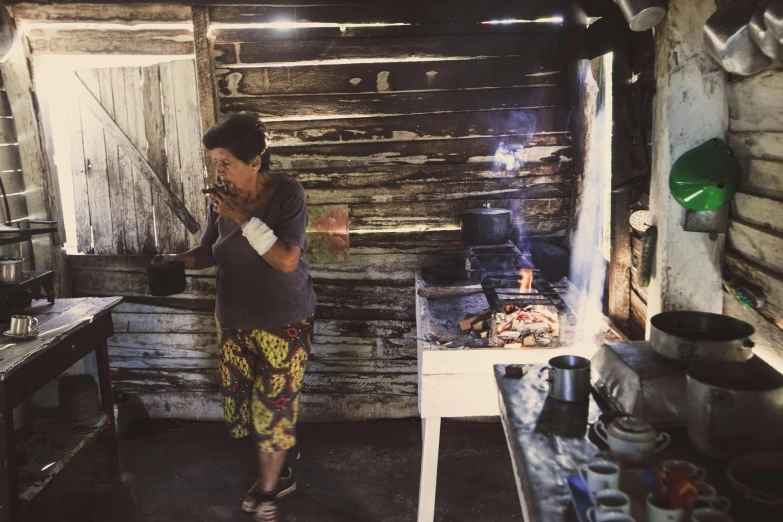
[647,0,727,326]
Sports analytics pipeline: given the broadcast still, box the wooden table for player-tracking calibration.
[0,297,122,521]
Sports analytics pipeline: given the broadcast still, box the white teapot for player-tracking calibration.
[595,416,670,464]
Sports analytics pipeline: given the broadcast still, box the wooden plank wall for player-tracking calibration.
[68,61,206,255]
[21,1,577,421]
[0,78,31,227]
[724,70,783,370]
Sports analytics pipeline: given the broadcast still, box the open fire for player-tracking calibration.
[459,267,570,348]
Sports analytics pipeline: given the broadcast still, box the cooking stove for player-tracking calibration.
[464,241,532,279]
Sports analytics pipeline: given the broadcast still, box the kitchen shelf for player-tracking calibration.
[0,271,54,299]
[15,409,109,501]
[0,221,59,247]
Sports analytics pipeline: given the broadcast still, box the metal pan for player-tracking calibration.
[649,311,754,364]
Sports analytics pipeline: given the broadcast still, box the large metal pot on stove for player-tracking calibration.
[649,311,755,364]
[687,358,783,459]
[460,205,511,245]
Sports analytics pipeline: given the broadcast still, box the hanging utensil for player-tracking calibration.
[704,0,772,76]
[750,2,783,59]
[765,0,783,40]
[614,0,666,32]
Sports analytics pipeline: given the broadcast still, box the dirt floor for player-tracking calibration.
[26,419,523,522]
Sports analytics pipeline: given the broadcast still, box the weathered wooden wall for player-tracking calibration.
[16,1,580,421]
[723,69,783,371]
[0,79,31,227]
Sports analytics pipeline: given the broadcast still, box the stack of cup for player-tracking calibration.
[580,460,635,521]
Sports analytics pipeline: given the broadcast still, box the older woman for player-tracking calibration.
[170,112,316,521]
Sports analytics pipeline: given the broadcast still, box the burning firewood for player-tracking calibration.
[459,310,490,331]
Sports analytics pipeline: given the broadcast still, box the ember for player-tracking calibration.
[491,304,560,348]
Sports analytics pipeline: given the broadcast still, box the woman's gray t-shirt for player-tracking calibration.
[200,173,317,330]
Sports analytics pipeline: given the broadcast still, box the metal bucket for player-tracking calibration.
[687,358,783,459]
[649,311,754,364]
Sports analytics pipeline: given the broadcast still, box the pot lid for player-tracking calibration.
[608,415,657,442]
[462,207,510,215]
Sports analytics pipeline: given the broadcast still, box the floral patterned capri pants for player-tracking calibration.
[217,315,314,452]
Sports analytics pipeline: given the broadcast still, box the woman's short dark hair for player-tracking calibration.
[203,112,271,171]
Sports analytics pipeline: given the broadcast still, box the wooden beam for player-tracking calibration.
[25,27,194,55]
[10,3,193,24]
[67,72,200,234]
[208,1,567,25]
[608,34,634,334]
[191,6,216,185]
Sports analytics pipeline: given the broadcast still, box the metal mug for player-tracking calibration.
[539,355,591,402]
[9,315,38,336]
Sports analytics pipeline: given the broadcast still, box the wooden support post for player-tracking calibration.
[608,27,634,335]
[647,0,727,322]
[95,340,119,480]
[192,6,218,185]
[0,388,18,522]
[417,416,441,522]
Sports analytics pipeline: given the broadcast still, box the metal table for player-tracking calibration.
[494,363,780,522]
[0,297,122,521]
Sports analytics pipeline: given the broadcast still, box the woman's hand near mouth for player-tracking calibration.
[208,184,251,226]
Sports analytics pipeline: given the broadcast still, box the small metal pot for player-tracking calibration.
[614,0,666,32]
[0,258,24,285]
[649,311,755,364]
[687,358,783,459]
[147,259,186,297]
[460,207,511,246]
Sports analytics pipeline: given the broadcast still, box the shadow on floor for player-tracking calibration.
[26,419,523,522]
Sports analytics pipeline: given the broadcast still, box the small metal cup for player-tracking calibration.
[540,355,591,402]
[9,315,38,336]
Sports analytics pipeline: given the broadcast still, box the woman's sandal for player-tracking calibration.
[243,489,277,519]
[242,467,296,513]
[255,500,278,522]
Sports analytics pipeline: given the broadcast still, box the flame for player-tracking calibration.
[518,268,533,293]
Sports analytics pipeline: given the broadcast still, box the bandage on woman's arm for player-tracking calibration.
[241,217,301,273]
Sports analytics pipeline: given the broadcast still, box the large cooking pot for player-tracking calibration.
[649,311,755,364]
[460,207,511,245]
[687,358,783,459]
[147,259,186,297]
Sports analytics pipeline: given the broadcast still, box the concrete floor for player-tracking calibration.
[26,419,523,522]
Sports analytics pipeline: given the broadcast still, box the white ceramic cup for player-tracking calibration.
[691,508,734,522]
[589,513,635,522]
[662,459,707,481]
[693,481,732,512]
[646,493,685,522]
[586,490,631,521]
[579,460,620,502]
